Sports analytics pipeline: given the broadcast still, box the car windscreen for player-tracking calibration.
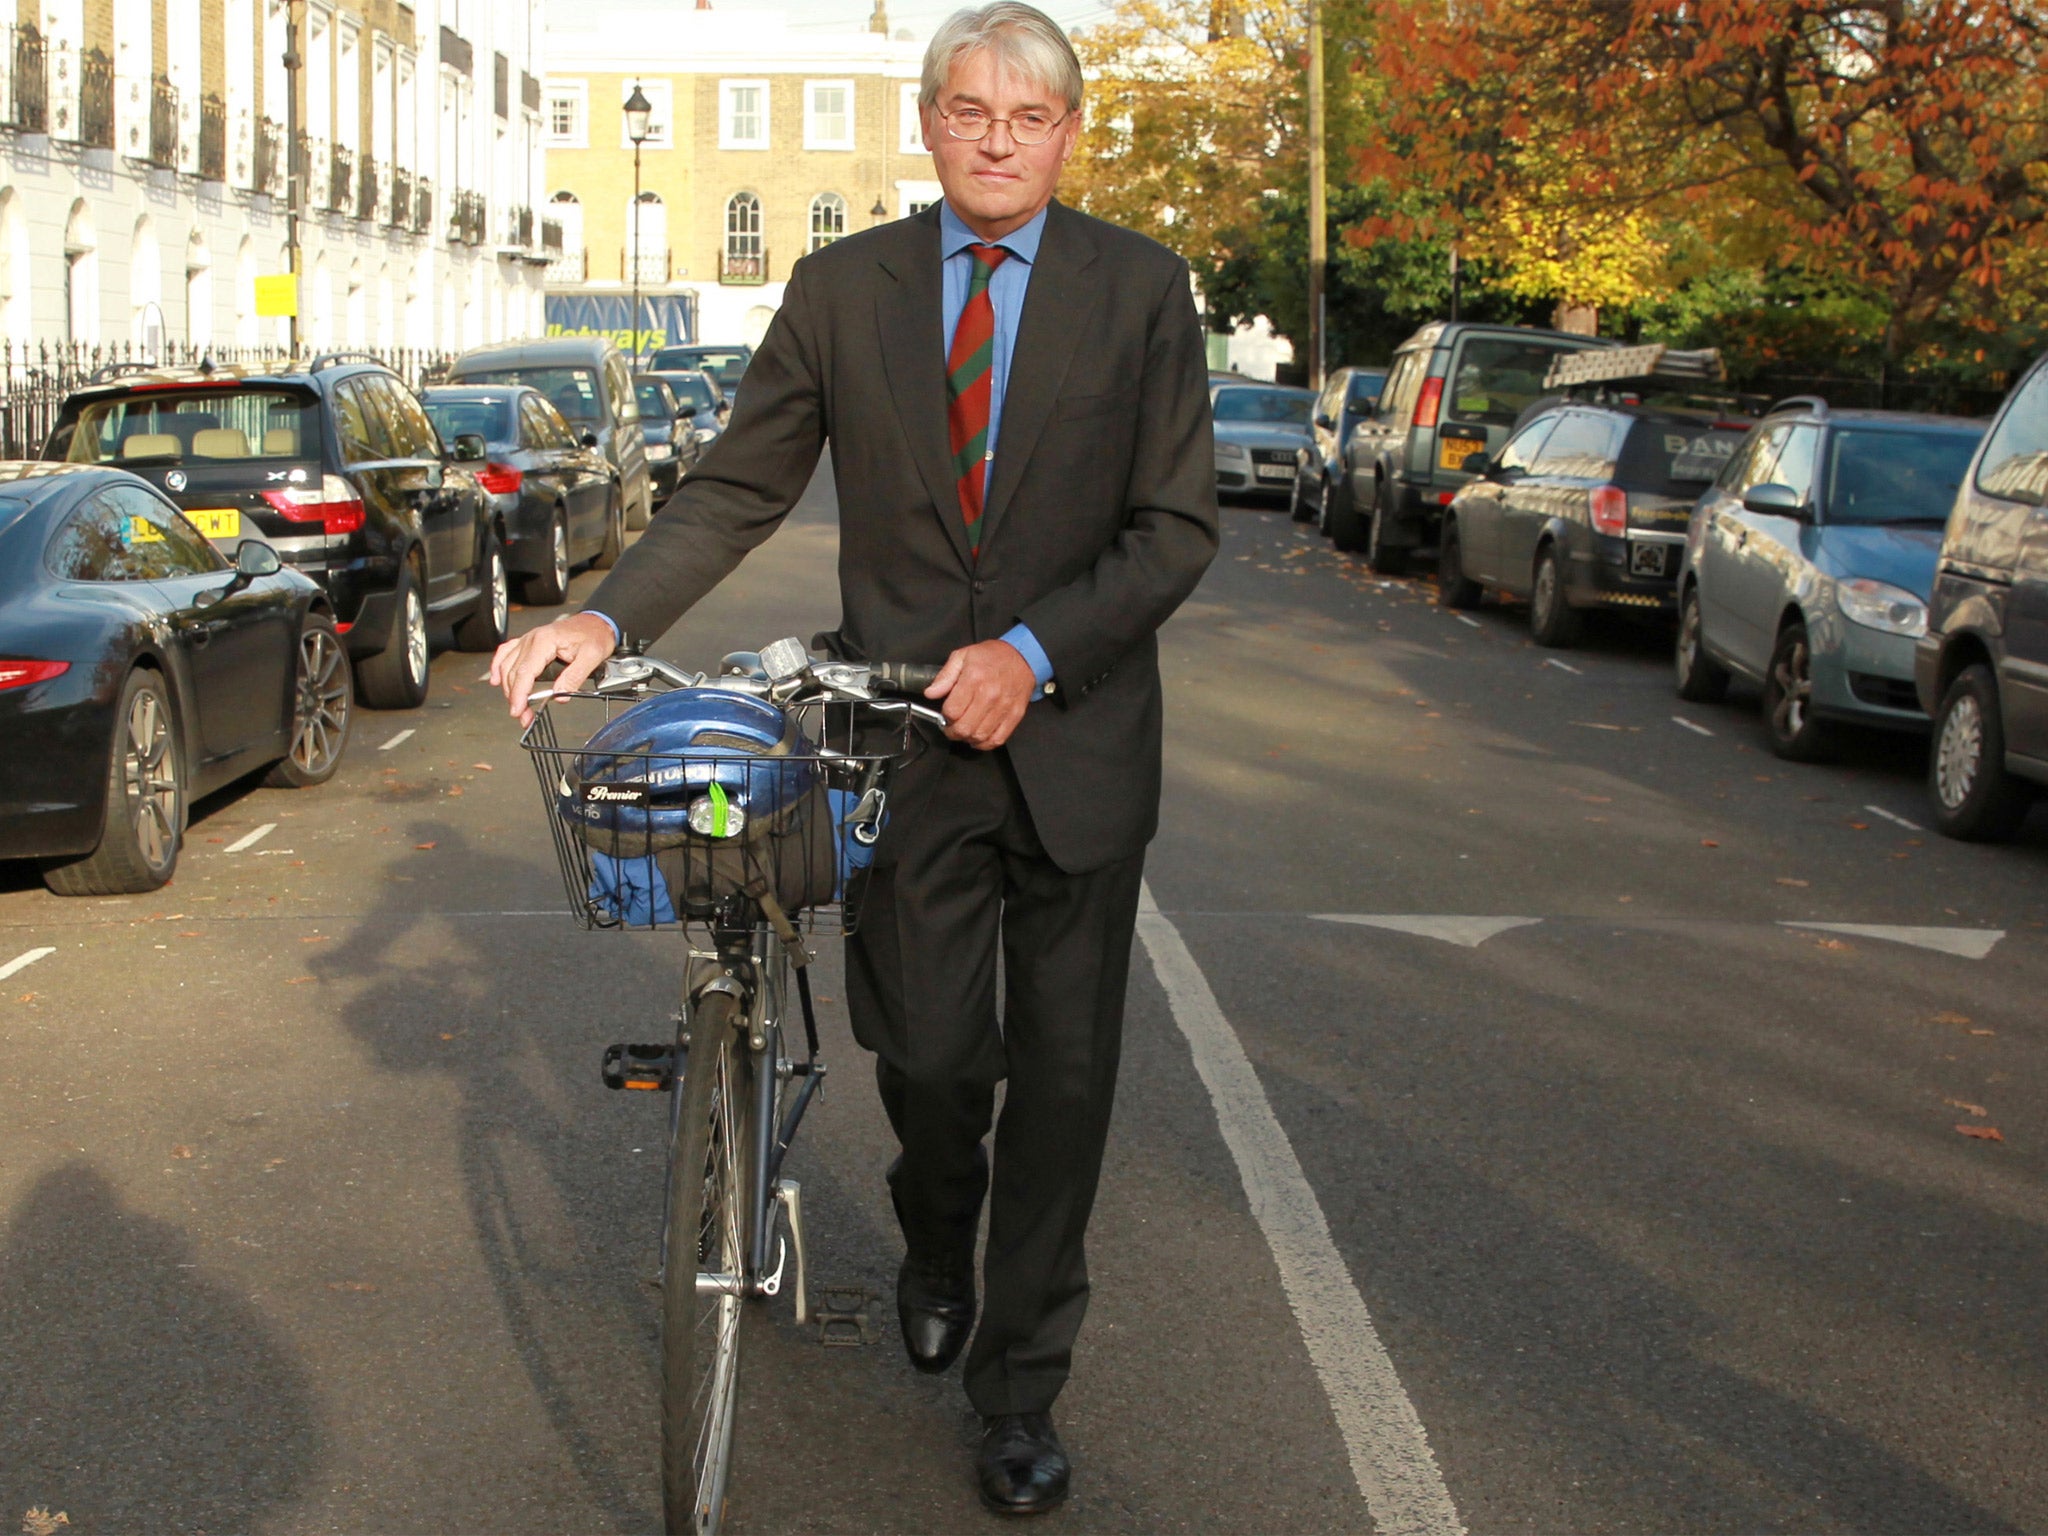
[56,389,321,464]
[656,373,717,411]
[653,349,749,384]
[1617,419,1750,495]
[1212,389,1311,425]
[1346,374,1386,408]
[1825,428,1983,524]
[458,367,602,425]
[634,381,674,420]
[424,396,513,446]
[1448,338,1593,426]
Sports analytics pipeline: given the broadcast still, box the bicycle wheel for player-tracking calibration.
[662,988,755,1534]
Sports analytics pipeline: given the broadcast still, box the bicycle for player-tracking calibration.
[520,636,943,1535]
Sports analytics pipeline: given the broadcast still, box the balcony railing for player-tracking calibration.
[6,25,47,133]
[502,203,532,249]
[198,92,224,180]
[78,47,113,150]
[147,75,177,169]
[255,115,281,196]
[329,144,353,214]
[719,250,767,285]
[540,217,563,256]
[546,249,587,284]
[624,249,672,284]
[390,166,412,229]
[357,149,378,220]
[449,188,486,246]
[413,175,433,236]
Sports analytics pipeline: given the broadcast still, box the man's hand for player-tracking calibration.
[926,639,1036,750]
[490,612,617,728]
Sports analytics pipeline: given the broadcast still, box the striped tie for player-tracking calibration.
[946,242,1010,558]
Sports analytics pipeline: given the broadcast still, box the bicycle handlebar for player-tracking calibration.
[871,661,942,696]
[527,643,951,730]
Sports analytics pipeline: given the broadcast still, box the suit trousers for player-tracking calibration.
[844,740,1145,1417]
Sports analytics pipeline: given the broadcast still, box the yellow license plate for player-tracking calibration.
[1439,436,1485,471]
[186,508,242,539]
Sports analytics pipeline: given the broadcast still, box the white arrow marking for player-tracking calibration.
[0,946,57,982]
[1782,922,2004,960]
[223,822,276,853]
[1312,914,1543,948]
[1544,658,1583,674]
[378,728,415,751]
[1672,715,1715,737]
[1864,804,1925,832]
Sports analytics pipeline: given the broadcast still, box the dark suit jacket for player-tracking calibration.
[585,199,1219,872]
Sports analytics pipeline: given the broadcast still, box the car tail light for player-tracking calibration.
[0,659,69,691]
[1590,485,1629,537]
[262,473,365,536]
[477,462,523,496]
[1414,376,1444,429]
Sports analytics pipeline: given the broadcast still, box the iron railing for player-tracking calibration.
[719,251,767,285]
[541,217,563,255]
[78,47,113,149]
[357,150,378,220]
[390,166,411,229]
[450,188,486,245]
[148,75,177,168]
[199,92,225,180]
[255,116,281,196]
[6,25,47,132]
[503,203,533,249]
[413,175,433,236]
[329,144,353,214]
[546,249,587,283]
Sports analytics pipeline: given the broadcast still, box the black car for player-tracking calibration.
[0,463,352,895]
[45,356,502,710]
[422,385,620,607]
[1916,349,2048,840]
[647,368,728,458]
[1292,364,1387,527]
[632,375,700,502]
[1438,349,1752,646]
[647,344,752,404]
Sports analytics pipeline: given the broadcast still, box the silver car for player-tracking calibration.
[1211,382,1314,502]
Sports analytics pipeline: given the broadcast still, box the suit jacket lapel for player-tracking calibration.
[978,201,1099,555]
[875,206,975,572]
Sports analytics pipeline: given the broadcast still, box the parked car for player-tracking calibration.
[647,368,729,460]
[1440,385,1753,646]
[446,337,653,530]
[421,385,621,606]
[1211,381,1315,502]
[0,463,353,894]
[647,343,753,404]
[1292,364,1388,526]
[632,375,701,502]
[1675,398,1985,761]
[1337,321,1617,570]
[1915,352,2048,839]
[44,355,502,710]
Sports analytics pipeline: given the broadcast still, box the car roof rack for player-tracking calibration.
[1543,343,1727,392]
[1766,394,1830,419]
[307,350,391,373]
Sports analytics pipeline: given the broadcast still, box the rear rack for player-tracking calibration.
[1765,394,1831,419]
[1543,344,1726,391]
[307,350,392,374]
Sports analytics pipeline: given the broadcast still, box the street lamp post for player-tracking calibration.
[284,0,303,353]
[624,81,651,365]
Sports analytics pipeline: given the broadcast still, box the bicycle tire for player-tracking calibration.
[662,988,754,1534]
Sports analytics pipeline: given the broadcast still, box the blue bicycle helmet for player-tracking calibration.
[558,689,817,852]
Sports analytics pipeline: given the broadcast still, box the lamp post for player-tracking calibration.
[284,0,303,353]
[871,195,887,227]
[624,81,651,365]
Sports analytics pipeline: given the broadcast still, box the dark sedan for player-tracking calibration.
[421,386,619,607]
[633,375,699,501]
[0,463,352,894]
[647,368,728,463]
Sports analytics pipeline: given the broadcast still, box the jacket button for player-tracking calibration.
[972,578,987,593]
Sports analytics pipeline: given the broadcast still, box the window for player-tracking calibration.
[726,192,763,260]
[426,394,513,446]
[620,79,673,150]
[1496,416,1558,475]
[48,486,221,581]
[896,179,942,217]
[1530,411,1625,479]
[56,389,317,465]
[899,82,925,153]
[1977,368,2048,507]
[1446,337,1585,427]
[1770,425,1822,504]
[333,378,386,463]
[1823,428,1980,524]
[809,192,846,252]
[463,366,602,425]
[543,79,587,147]
[721,80,769,149]
[1378,353,1424,425]
[1724,424,1787,492]
[368,375,443,458]
[804,80,853,150]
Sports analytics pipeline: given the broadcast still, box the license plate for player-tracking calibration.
[1439,435,1485,471]
[186,508,242,539]
[1629,542,1669,576]
[1254,464,1293,480]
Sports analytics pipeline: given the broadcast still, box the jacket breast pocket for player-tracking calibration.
[1055,389,1138,424]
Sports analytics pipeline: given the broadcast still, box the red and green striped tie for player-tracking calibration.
[946,242,1010,559]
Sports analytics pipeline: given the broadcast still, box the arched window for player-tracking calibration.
[130,214,163,353]
[184,228,212,350]
[724,191,762,282]
[549,189,585,281]
[809,192,846,253]
[64,199,98,347]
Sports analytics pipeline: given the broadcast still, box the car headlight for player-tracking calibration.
[1836,578,1927,638]
[692,427,718,443]
[1216,442,1248,461]
[646,443,672,460]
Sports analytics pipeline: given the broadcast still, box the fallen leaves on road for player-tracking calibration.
[1934,1010,1972,1026]
[1955,1125,2005,1142]
[300,935,327,944]
[179,930,201,937]
[1700,839,1720,848]
[1776,877,1809,887]
[171,1145,193,1159]
[471,762,493,772]
[1945,1097,1989,1117]
[1848,821,1870,830]
[327,1280,379,1293]
[445,785,464,797]
[22,1507,71,1535]
[286,976,315,985]
[415,842,438,851]
[1813,937,1852,952]
[1971,1028,1996,1037]
[16,993,34,1004]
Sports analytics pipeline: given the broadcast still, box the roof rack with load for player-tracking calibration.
[1542,343,1726,391]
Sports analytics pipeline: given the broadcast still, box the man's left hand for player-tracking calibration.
[926,639,1036,750]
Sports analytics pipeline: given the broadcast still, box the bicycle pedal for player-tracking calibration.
[814,1285,872,1348]
[601,1042,675,1092]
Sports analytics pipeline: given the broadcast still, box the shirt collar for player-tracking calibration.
[939,200,1049,266]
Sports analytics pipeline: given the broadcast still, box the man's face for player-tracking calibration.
[921,47,1079,239]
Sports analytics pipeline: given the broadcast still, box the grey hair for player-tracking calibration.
[919,2,1084,115]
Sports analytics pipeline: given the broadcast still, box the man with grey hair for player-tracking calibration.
[493,1,1216,1513]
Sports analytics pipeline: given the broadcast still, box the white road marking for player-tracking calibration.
[0,946,57,982]
[1312,914,1542,949]
[1136,882,1464,1536]
[1781,922,2004,960]
[1454,615,1481,628]
[223,822,277,853]
[1672,715,1715,737]
[377,729,416,751]
[1544,658,1583,674]
[1864,804,1925,832]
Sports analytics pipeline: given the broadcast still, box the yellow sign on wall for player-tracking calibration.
[254,274,298,318]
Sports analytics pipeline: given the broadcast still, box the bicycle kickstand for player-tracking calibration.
[772,1178,809,1325]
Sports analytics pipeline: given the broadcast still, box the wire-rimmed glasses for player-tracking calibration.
[937,105,1070,146]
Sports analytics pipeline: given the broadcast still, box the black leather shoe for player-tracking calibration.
[896,1254,975,1374]
[977,1412,1070,1516]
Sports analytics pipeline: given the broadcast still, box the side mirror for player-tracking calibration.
[580,430,600,448]
[452,432,487,462]
[236,541,282,577]
[1461,451,1494,477]
[1313,412,1334,430]
[1742,482,1806,517]
[677,404,698,421]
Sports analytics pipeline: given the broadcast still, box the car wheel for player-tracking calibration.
[455,531,511,652]
[264,614,354,788]
[1437,517,1482,608]
[356,561,429,710]
[625,478,652,531]
[1928,663,2034,841]
[1762,619,1836,762]
[591,484,625,570]
[524,509,571,605]
[1529,543,1582,647]
[1328,476,1368,553]
[1674,585,1731,704]
[43,668,183,896]
[1364,489,1406,575]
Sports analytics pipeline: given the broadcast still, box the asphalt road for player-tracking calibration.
[3,470,2045,1535]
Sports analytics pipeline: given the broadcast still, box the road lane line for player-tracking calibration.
[223,823,277,853]
[1865,804,1925,832]
[0,946,57,982]
[1543,658,1582,674]
[1313,914,1540,948]
[1454,615,1481,628]
[1135,882,1464,1536]
[1781,921,2002,960]
[1672,715,1715,737]
[377,728,416,751]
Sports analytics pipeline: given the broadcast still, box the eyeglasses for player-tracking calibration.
[937,104,1069,146]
